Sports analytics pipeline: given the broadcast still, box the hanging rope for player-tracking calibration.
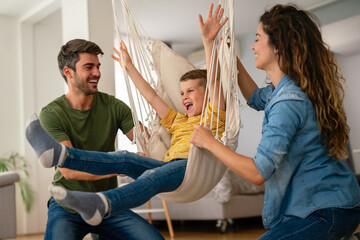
[112,0,241,202]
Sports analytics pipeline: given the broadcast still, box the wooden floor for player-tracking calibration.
[9,218,360,240]
[10,218,266,240]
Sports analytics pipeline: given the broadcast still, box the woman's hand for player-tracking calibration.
[198,3,228,42]
[111,40,133,70]
[190,123,216,150]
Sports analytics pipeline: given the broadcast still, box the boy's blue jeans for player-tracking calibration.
[259,207,360,240]
[61,148,187,219]
[45,198,165,240]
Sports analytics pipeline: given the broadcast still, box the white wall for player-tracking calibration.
[34,10,64,113]
[0,15,30,233]
[0,9,64,235]
[0,15,21,156]
[18,0,116,233]
[24,9,63,233]
[337,53,360,173]
[16,0,116,234]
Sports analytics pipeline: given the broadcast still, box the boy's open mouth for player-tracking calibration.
[185,102,193,111]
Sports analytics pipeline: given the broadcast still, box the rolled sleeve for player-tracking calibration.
[247,85,275,111]
[253,151,276,180]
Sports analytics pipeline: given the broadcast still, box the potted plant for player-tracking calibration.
[0,152,36,212]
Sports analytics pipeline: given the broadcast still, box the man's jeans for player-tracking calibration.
[45,198,165,240]
[259,207,360,240]
[61,148,187,219]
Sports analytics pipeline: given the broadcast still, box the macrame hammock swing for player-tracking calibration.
[112,0,241,203]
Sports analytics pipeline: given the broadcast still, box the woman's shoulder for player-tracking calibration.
[275,79,308,102]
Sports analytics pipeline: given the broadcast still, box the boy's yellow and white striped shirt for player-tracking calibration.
[160,102,226,162]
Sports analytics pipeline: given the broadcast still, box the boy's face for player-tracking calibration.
[180,78,206,117]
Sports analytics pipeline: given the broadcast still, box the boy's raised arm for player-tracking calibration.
[198,3,228,111]
[112,41,169,119]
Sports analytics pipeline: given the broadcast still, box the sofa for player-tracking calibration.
[0,171,20,239]
[131,169,265,232]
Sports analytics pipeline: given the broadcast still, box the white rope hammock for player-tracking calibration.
[112,0,241,203]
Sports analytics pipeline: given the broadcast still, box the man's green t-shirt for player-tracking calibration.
[39,92,134,211]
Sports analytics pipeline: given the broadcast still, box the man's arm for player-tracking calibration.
[124,128,134,142]
[59,140,117,181]
[199,3,228,111]
[112,42,169,119]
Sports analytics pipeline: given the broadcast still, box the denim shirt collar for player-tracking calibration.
[269,74,292,100]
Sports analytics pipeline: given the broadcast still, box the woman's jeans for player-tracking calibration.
[61,147,187,218]
[259,207,360,240]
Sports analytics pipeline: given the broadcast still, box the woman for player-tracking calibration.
[190,4,360,239]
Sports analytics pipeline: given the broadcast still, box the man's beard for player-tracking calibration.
[73,73,99,95]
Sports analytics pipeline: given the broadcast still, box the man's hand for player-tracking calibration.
[136,152,148,157]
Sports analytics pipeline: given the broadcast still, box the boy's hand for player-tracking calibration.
[198,3,228,42]
[111,40,133,70]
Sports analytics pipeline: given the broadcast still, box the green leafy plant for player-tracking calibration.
[0,152,36,212]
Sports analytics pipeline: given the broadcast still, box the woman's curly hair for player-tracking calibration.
[260,4,349,160]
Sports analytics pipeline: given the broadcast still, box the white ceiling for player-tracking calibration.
[0,0,46,17]
[117,0,336,44]
[1,0,358,55]
[0,0,334,19]
[0,0,339,41]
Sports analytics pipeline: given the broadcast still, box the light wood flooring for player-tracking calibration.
[10,218,266,240]
[9,218,360,240]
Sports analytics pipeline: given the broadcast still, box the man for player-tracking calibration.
[40,39,164,240]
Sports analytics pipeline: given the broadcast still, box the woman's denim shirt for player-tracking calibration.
[247,74,360,230]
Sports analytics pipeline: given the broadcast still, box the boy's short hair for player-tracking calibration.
[57,39,104,82]
[180,69,207,88]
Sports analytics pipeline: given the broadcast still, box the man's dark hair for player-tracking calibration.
[57,39,104,82]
